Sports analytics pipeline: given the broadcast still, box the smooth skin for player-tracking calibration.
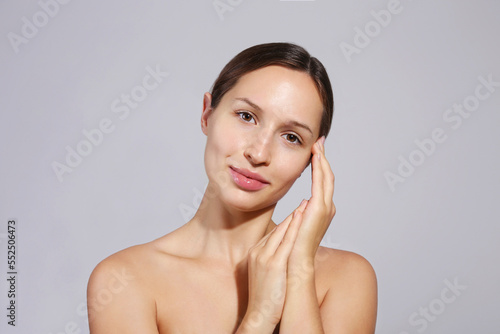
[87,66,377,333]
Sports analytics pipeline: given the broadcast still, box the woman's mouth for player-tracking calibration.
[229,166,270,191]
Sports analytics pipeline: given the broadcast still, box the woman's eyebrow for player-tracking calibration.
[235,97,262,112]
[234,97,313,136]
[283,120,313,136]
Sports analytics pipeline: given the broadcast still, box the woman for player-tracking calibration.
[87,42,377,333]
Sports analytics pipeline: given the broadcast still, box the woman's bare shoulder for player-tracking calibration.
[316,246,374,265]
[315,246,377,286]
[88,227,192,292]
[86,235,188,333]
[86,242,168,333]
[88,243,158,297]
[89,234,181,281]
[315,246,378,331]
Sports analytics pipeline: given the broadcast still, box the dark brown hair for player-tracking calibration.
[210,42,334,138]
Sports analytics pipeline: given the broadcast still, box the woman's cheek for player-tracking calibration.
[205,122,242,180]
[287,149,310,171]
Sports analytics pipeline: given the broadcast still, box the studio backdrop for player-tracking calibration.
[1,0,499,333]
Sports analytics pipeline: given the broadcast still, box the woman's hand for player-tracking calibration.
[240,136,335,333]
[240,201,308,333]
[288,136,336,264]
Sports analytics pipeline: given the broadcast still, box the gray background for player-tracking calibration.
[1,0,499,333]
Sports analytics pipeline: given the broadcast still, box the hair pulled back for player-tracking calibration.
[210,42,334,138]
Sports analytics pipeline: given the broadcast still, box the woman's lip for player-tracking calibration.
[229,166,269,184]
[229,166,270,191]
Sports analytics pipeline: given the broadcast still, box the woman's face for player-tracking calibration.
[201,65,324,212]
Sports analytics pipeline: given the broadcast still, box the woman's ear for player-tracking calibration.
[201,92,213,136]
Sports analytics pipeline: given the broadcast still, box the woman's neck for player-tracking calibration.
[182,188,277,267]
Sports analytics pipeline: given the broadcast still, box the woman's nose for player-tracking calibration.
[243,130,272,166]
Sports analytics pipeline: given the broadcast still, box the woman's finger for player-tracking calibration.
[257,199,307,254]
[274,210,303,261]
[253,225,276,247]
[311,138,325,204]
[319,139,335,207]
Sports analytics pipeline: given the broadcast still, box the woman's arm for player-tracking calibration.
[236,203,307,334]
[280,138,377,333]
[280,257,324,333]
[278,137,331,333]
[87,257,159,334]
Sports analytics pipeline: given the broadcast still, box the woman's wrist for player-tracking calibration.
[236,313,279,334]
[288,251,316,271]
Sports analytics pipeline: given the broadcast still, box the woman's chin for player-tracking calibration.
[218,189,277,213]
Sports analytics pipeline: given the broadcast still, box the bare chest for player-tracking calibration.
[151,261,328,334]
[155,267,246,334]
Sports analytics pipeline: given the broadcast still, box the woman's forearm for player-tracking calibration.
[235,316,278,334]
[279,262,324,334]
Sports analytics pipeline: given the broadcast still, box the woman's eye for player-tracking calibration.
[237,111,256,124]
[284,133,301,145]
